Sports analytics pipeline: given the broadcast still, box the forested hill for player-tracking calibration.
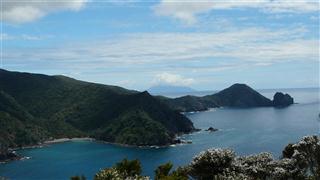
[159,84,294,112]
[0,69,195,151]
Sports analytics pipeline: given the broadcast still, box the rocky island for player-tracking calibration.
[272,92,294,107]
[161,83,294,112]
[206,127,218,132]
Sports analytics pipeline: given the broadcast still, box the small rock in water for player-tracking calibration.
[0,151,20,162]
[173,139,182,144]
[206,127,218,132]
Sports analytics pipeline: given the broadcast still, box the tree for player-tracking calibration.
[115,158,142,177]
[155,162,188,180]
[155,162,173,180]
[94,159,149,180]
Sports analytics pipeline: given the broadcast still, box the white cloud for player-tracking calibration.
[0,33,11,40]
[0,33,53,40]
[3,27,318,73]
[153,72,195,86]
[1,0,88,24]
[153,0,319,24]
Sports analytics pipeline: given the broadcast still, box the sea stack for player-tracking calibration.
[272,92,294,107]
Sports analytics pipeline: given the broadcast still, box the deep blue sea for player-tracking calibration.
[1,88,319,180]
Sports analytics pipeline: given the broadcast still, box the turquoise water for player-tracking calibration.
[0,88,319,180]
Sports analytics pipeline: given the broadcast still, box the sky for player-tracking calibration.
[1,0,319,91]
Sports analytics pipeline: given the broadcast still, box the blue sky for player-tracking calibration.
[1,0,319,90]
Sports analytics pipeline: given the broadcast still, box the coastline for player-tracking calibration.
[8,137,95,151]
[1,137,95,163]
[1,133,196,163]
[93,137,193,149]
[43,137,95,144]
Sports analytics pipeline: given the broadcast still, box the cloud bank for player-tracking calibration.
[5,27,317,70]
[1,0,88,24]
[154,0,319,24]
[153,72,194,86]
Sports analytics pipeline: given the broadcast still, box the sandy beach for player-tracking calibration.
[44,137,94,144]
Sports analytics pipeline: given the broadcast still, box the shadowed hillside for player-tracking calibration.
[0,69,195,152]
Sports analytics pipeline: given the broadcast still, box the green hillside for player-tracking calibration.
[0,69,195,152]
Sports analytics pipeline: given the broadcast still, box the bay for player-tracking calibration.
[0,88,319,180]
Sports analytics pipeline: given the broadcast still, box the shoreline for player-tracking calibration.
[2,134,195,163]
[1,130,199,164]
[2,137,96,163]
[93,138,193,149]
[43,137,95,144]
[8,137,95,151]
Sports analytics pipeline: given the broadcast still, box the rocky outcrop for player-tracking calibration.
[206,127,218,132]
[272,92,294,107]
[0,150,20,162]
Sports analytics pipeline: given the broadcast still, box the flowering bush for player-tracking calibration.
[94,168,122,180]
[282,136,320,177]
[235,152,273,179]
[187,135,320,179]
[189,148,235,179]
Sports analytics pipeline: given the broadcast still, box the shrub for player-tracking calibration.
[189,148,235,179]
[155,162,188,180]
[94,159,149,180]
[115,158,142,177]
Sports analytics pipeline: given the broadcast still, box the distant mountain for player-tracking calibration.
[206,84,273,107]
[148,85,196,95]
[160,83,294,112]
[0,69,195,156]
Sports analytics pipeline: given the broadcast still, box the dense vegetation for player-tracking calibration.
[0,69,294,162]
[71,135,320,180]
[161,84,294,112]
[0,69,195,157]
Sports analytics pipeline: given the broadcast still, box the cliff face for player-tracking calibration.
[0,69,195,152]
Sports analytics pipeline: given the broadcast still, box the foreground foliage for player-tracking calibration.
[71,135,319,180]
[188,135,319,179]
[94,158,149,180]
